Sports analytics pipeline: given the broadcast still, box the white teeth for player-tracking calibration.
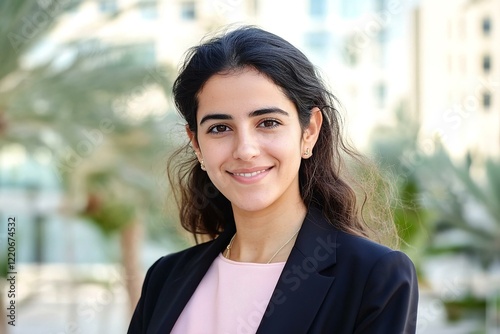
[233,169,267,178]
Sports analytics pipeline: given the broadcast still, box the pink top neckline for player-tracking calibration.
[171,253,286,334]
[217,252,286,266]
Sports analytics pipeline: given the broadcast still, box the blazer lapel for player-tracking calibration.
[147,223,235,333]
[257,206,338,333]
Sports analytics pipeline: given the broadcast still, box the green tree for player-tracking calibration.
[369,103,431,273]
[1,1,178,328]
[417,144,500,323]
[420,145,500,268]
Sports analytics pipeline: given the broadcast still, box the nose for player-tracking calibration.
[232,130,260,161]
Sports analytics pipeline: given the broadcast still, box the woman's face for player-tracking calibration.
[190,67,320,215]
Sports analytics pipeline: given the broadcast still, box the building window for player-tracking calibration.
[376,0,386,11]
[377,28,387,44]
[342,34,359,66]
[139,0,158,19]
[252,0,259,15]
[375,83,386,108]
[340,1,365,18]
[483,92,491,109]
[180,1,196,20]
[483,55,491,73]
[309,0,326,18]
[460,55,466,74]
[305,31,330,53]
[99,0,118,14]
[482,17,491,36]
[459,17,466,39]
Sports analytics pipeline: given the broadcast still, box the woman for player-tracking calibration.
[128,26,418,333]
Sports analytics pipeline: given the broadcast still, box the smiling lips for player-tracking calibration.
[229,167,272,180]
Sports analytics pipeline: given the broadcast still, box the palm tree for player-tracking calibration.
[417,144,500,323]
[79,113,181,314]
[419,145,500,268]
[368,102,431,272]
[1,1,177,329]
[370,103,499,322]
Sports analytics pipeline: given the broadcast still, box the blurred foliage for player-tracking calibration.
[370,101,499,268]
[369,102,431,272]
[2,2,167,147]
[370,101,499,323]
[443,295,487,323]
[0,0,183,262]
[83,171,136,235]
[419,145,500,269]
[0,255,6,278]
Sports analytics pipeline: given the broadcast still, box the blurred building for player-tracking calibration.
[50,0,259,66]
[44,0,418,150]
[256,0,419,150]
[44,0,500,158]
[417,0,500,158]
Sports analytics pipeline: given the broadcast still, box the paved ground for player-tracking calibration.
[9,287,129,334]
[3,265,498,334]
[5,264,129,334]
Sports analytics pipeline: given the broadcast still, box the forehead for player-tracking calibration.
[196,68,296,116]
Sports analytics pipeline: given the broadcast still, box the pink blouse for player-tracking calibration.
[171,253,286,334]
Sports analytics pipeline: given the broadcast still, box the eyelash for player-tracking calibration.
[207,118,281,134]
[207,124,230,134]
[258,118,281,129]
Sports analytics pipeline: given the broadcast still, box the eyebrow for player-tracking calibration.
[199,107,289,125]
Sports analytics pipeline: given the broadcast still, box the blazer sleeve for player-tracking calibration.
[127,256,164,334]
[353,251,419,334]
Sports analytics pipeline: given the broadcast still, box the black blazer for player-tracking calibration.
[128,206,418,333]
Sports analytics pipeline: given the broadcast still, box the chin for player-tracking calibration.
[231,199,273,213]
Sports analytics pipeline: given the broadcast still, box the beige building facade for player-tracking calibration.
[418,0,500,158]
[47,0,417,150]
[46,0,500,158]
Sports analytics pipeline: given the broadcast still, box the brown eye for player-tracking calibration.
[259,119,280,128]
[208,124,230,134]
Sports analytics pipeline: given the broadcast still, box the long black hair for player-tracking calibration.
[169,26,395,245]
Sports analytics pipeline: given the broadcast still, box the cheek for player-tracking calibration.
[267,136,302,163]
[273,127,303,150]
[199,141,231,167]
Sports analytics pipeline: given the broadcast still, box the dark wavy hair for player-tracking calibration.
[169,26,396,245]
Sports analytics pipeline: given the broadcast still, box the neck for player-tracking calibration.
[228,197,307,263]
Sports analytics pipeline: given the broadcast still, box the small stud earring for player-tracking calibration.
[303,148,311,157]
[200,160,206,171]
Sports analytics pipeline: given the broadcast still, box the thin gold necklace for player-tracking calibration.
[224,229,300,264]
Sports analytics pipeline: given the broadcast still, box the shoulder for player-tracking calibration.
[335,230,401,262]
[327,229,416,285]
[337,233,419,332]
[128,240,217,332]
[300,206,415,273]
[146,240,215,282]
[334,229,417,292]
[136,241,216,310]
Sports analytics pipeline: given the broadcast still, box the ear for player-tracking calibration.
[301,107,322,156]
[186,125,202,159]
